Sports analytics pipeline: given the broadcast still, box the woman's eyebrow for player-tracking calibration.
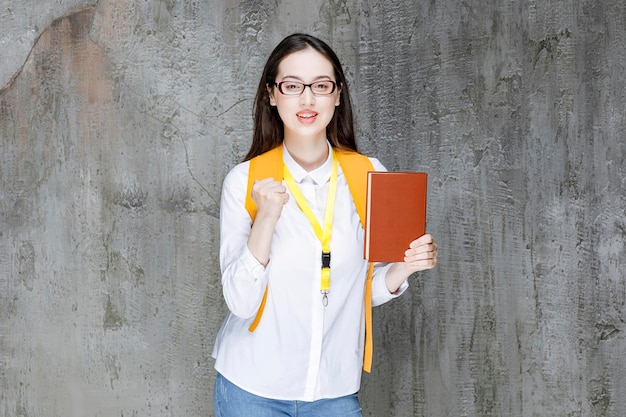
[280,74,333,81]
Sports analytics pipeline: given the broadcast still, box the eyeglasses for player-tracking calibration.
[274,80,337,96]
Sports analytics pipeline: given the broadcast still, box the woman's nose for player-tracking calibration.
[299,86,316,105]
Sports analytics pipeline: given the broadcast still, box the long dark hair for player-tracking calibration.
[243,33,357,161]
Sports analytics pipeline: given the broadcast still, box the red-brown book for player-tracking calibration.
[364,171,428,262]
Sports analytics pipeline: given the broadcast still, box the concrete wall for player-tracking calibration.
[1,1,624,416]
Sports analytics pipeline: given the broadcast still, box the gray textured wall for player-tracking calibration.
[1,1,625,416]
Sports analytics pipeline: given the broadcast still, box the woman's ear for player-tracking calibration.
[267,85,277,106]
[335,85,341,107]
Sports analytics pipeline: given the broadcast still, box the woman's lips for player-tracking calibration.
[296,111,318,124]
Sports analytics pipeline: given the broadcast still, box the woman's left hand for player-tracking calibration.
[402,233,438,274]
[384,234,438,293]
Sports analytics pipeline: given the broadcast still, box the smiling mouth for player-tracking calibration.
[297,112,318,119]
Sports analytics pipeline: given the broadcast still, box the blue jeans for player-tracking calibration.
[214,373,363,417]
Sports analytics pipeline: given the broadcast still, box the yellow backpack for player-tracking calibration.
[243,145,376,372]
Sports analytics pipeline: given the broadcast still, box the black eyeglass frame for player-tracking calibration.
[274,80,338,96]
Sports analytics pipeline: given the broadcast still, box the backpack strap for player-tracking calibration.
[243,146,376,372]
[334,149,375,372]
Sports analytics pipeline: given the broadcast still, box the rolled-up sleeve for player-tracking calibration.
[370,262,409,307]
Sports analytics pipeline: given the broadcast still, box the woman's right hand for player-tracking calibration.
[247,178,289,267]
[251,177,289,223]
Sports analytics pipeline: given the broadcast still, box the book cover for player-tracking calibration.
[364,171,428,262]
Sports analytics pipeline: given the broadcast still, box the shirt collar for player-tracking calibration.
[282,142,332,185]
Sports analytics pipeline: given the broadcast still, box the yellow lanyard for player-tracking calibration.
[283,149,338,306]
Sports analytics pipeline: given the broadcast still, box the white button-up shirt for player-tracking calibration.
[212,144,408,401]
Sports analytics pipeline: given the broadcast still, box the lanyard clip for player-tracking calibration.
[321,290,329,307]
[321,251,331,269]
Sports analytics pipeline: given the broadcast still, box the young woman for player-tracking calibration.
[212,33,438,417]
